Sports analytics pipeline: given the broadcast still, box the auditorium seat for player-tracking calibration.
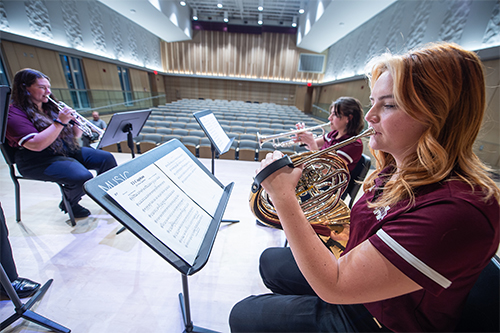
[239,133,258,142]
[257,141,275,160]
[140,126,156,134]
[172,129,189,137]
[230,126,245,134]
[181,136,201,157]
[218,139,238,160]
[156,128,172,135]
[237,140,259,161]
[198,137,213,158]
[156,120,171,128]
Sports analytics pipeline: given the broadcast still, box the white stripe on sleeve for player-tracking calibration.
[18,133,37,146]
[376,229,452,289]
[337,150,353,164]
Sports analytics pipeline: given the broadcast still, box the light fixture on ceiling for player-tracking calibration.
[258,13,263,25]
[224,11,228,22]
[217,1,223,9]
[299,1,304,14]
[180,1,186,6]
[193,9,198,20]
[292,16,297,27]
[258,0,263,11]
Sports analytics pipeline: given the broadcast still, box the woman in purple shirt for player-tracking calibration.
[296,97,365,172]
[6,69,117,219]
[230,43,500,332]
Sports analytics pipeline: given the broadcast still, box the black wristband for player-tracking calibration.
[53,118,67,127]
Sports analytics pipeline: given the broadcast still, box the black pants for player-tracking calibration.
[0,203,18,282]
[15,147,117,207]
[229,247,391,332]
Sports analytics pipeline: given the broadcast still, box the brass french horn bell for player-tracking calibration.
[249,127,375,258]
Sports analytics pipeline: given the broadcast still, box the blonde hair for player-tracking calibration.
[363,42,500,207]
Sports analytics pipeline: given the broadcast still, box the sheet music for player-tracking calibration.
[107,163,212,266]
[198,113,230,152]
[155,147,224,217]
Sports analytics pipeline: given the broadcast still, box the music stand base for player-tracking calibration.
[0,279,71,333]
[221,220,239,223]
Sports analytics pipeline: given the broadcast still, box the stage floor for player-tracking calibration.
[0,151,287,332]
[1,149,498,333]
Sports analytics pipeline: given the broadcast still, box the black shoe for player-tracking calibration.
[59,201,91,218]
[0,277,41,299]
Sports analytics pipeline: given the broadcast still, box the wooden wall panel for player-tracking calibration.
[82,58,103,90]
[129,68,150,92]
[164,76,298,107]
[2,41,65,88]
[317,79,371,110]
[162,31,324,83]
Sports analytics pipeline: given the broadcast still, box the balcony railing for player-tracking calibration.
[50,89,167,117]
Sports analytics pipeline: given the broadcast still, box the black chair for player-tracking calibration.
[0,85,76,227]
[341,154,371,208]
[0,144,76,226]
[455,255,500,332]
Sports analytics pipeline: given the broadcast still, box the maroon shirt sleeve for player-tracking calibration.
[5,104,39,148]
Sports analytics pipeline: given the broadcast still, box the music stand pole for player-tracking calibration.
[179,274,218,333]
[0,264,70,332]
[116,123,136,235]
[209,144,238,224]
[123,123,135,159]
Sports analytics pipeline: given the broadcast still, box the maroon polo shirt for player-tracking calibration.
[321,130,363,171]
[345,167,499,332]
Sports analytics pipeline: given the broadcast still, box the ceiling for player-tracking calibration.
[186,0,303,27]
[98,0,397,53]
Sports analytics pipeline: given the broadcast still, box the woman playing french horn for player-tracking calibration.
[230,42,500,332]
[6,68,117,219]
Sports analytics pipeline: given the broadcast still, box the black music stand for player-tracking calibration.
[193,110,238,224]
[193,110,235,175]
[0,86,70,332]
[96,109,152,158]
[84,139,233,333]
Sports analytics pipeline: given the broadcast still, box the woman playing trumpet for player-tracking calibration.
[5,68,117,219]
[230,43,500,332]
[294,96,365,172]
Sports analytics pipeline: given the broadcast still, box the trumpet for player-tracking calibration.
[257,122,331,148]
[46,95,104,140]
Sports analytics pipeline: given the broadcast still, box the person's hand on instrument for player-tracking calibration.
[256,150,303,199]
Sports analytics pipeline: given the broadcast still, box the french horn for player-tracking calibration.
[249,127,375,258]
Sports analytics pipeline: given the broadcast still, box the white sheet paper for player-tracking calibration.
[107,164,212,266]
[155,147,224,217]
[198,113,230,152]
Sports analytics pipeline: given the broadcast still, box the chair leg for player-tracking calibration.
[12,176,21,223]
[58,186,76,227]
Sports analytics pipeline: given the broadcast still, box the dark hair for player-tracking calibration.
[11,68,78,154]
[330,97,365,136]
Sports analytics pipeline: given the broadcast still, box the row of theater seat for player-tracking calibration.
[103,131,307,161]
[102,101,321,160]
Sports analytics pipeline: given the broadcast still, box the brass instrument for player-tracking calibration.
[257,122,331,148]
[249,127,375,258]
[46,95,104,140]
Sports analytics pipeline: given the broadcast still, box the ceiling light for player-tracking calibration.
[192,8,198,20]
[258,0,263,11]
[224,11,228,22]
[292,16,297,27]
[258,13,263,25]
[180,1,186,6]
[299,1,304,14]
[217,2,223,8]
